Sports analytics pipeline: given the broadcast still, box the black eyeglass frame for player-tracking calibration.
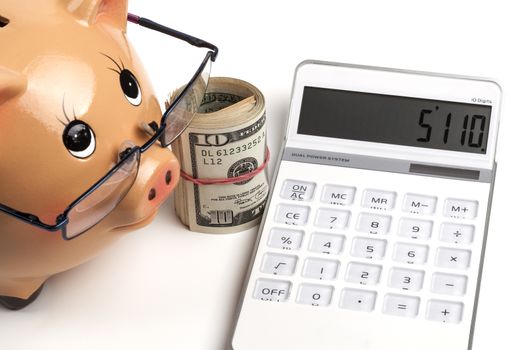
[0,14,218,240]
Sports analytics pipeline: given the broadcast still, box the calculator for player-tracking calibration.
[231,61,501,350]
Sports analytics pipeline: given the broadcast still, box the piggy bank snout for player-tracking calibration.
[111,146,179,229]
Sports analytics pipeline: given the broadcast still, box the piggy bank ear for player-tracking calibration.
[0,67,26,105]
[62,0,128,30]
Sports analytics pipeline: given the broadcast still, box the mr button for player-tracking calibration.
[362,189,396,210]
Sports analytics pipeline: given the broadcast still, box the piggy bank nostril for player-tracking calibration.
[165,170,172,185]
[148,188,156,201]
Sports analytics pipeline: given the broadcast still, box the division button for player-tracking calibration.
[440,223,475,244]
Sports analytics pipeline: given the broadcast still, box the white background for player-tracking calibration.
[1,0,523,349]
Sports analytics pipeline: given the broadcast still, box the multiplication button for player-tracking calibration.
[297,284,334,307]
[402,193,437,215]
[253,279,291,302]
[362,189,396,210]
[340,289,377,312]
[440,223,475,244]
[275,204,309,226]
[280,180,316,201]
[426,300,463,324]
[267,228,304,250]
[321,184,356,206]
[443,199,478,219]
[383,294,420,318]
[260,253,298,276]
[435,247,471,269]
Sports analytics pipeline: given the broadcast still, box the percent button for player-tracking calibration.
[268,228,304,251]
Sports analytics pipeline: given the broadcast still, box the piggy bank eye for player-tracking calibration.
[120,69,142,106]
[63,121,96,159]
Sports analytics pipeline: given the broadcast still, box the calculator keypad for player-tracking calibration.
[255,177,482,325]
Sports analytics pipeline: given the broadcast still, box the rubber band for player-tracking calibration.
[180,147,270,185]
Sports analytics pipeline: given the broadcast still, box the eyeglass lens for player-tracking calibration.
[64,148,140,239]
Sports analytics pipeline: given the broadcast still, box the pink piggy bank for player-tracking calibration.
[0,0,215,310]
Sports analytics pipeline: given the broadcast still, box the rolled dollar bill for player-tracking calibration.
[171,77,269,233]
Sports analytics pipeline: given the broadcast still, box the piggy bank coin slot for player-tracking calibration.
[0,15,9,28]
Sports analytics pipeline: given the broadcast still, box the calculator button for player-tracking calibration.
[356,213,392,235]
[267,228,304,250]
[309,233,345,255]
[345,263,382,286]
[443,199,478,219]
[402,193,437,215]
[392,243,429,265]
[260,253,298,276]
[340,289,377,312]
[435,247,471,269]
[440,223,475,244]
[280,180,316,201]
[321,184,356,206]
[383,294,420,318]
[351,238,387,260]
[426,300,463,324]
[398,218,433,240]
[388,268,425,291]
[431,273,468,296]
[275,204,310,226]
[362,189,396,211]
[302,258,339,280]
[297,284,334,307]
[253,279,291,302]
[314,208,351,229]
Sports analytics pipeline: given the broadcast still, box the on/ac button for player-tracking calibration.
[280,180,316,201]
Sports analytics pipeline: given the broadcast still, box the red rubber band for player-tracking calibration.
[180,147,270,185]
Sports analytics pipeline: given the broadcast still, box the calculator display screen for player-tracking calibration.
[297,86,492,154]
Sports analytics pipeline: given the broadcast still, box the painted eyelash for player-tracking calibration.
[56,94,77,127]
[100,52,125,74]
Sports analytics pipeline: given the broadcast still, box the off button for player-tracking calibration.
[253,279,291,302]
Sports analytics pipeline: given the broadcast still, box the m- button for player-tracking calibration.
[444,199,478,219]
[362,190,396,210]
[402,194,437,215]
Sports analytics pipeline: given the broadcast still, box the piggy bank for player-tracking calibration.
[0,0,180,309]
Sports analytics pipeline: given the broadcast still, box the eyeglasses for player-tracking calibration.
[0,14,218,240]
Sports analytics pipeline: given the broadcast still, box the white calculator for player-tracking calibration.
[231,61,501,350]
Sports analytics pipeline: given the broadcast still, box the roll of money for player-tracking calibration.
[171,77,269,233]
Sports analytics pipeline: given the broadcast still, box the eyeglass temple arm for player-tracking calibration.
[0,203,63,232]
[127,13,219,62]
